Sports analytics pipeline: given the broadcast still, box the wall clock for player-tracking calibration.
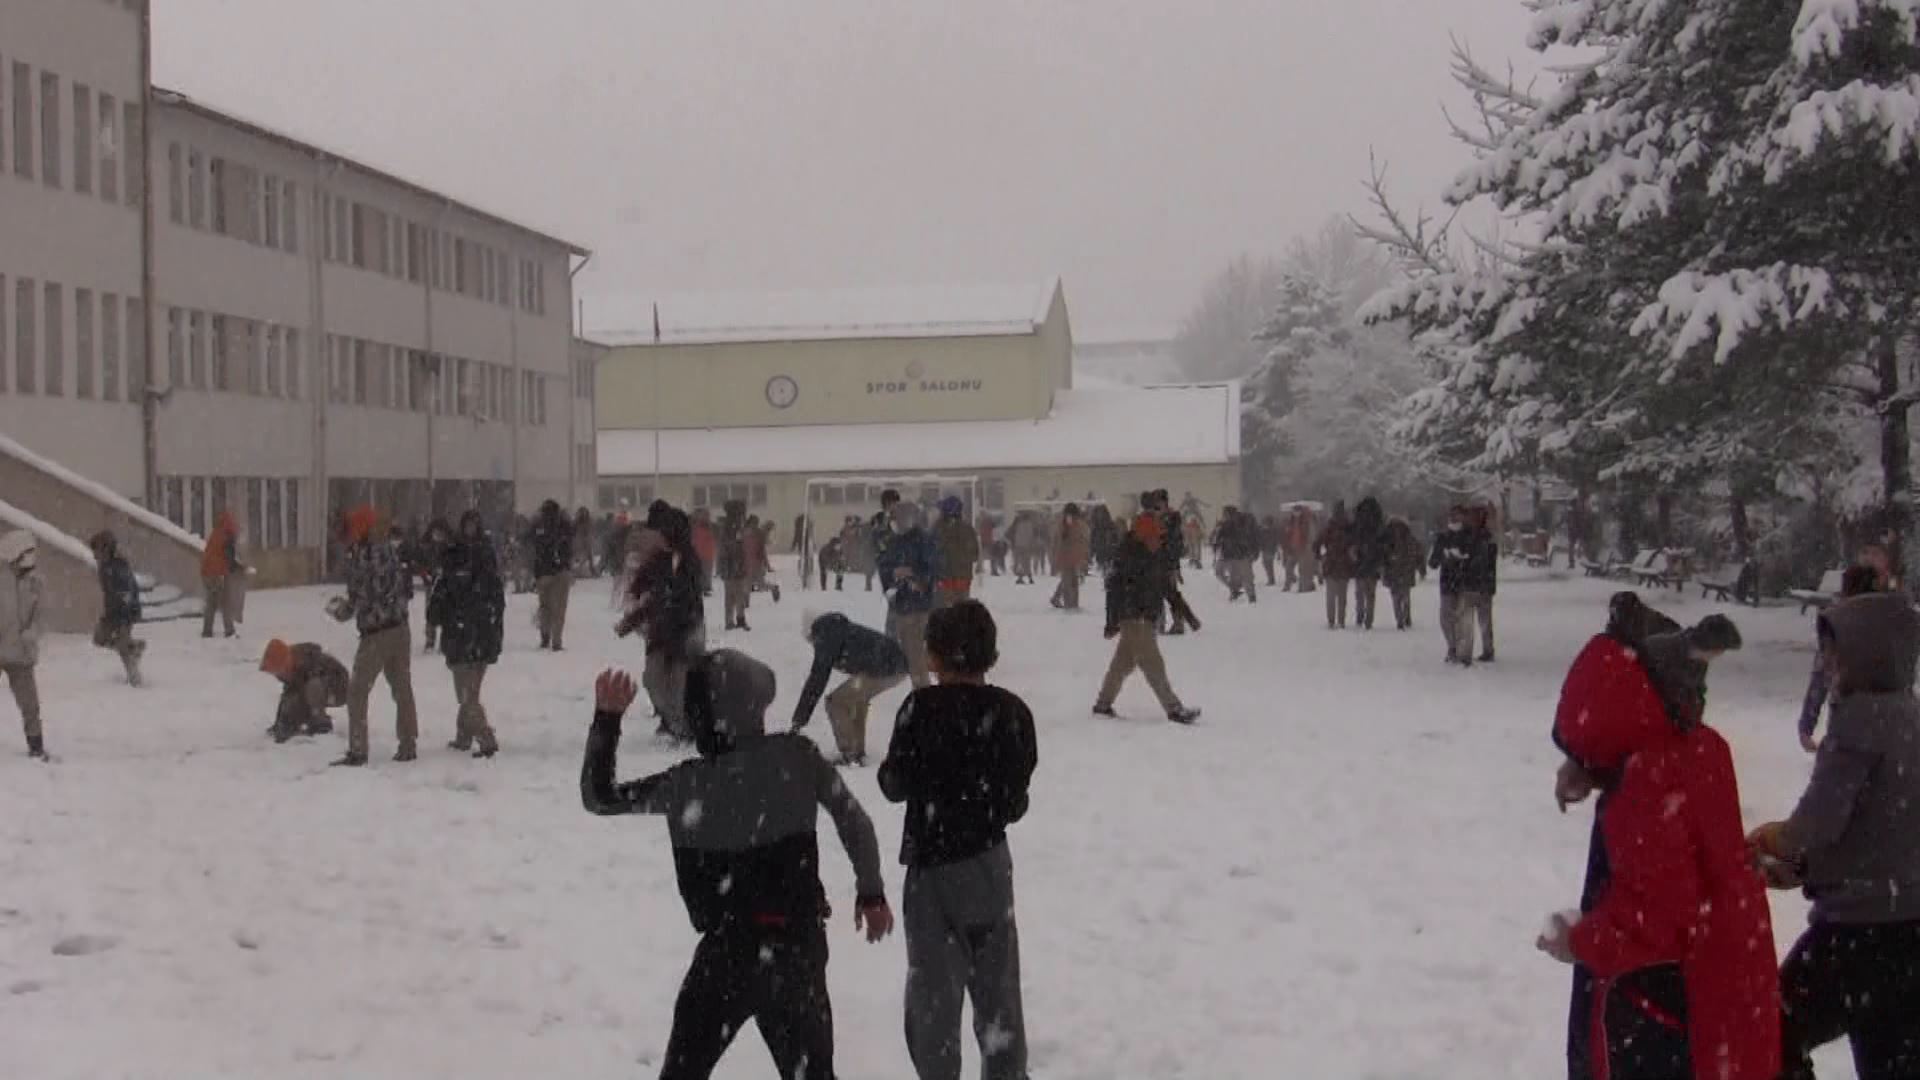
[766,375,800,409]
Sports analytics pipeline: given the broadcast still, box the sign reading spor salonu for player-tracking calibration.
[865,360,985,396]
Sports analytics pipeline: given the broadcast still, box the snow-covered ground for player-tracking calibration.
[0,561,1853,1078]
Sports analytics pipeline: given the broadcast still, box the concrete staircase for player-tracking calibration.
[0,434,206,634]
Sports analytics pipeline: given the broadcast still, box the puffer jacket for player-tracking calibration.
[0,564,45,667]
[345,540,411,636]
[427,533,506,667]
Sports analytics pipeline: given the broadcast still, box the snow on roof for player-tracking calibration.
[0,432,205,550]
[0,497,98,568]
[582,279,1062,347]
[599,382,1240,478]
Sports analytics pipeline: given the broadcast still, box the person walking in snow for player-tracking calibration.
[1796,560,1889,752]
[1216,506,1261,603]
[573,507,597,578]
[330,507,420,767]
[794,610,908,767]
[880,600,1038,1080]
[426,510,505,759]
[414,517,454,653]
[1542,611,1776,1080]
[615,504,708,743]
[580,653,895,1080]
[977,512,1000,577]
[817,532,845,592]
[1315,502,1354,630]
[1259,513,1282,588]
[527,500,575,650]
[715,500,754,632]
[1430,506,1478,666]
[880,502,939,689]
[200,509,245,639]
[1007,511,1041,585]
[1349,497,1387,630]
[1749,591,1920,1078]
[1382,517,1424,631]
[0,532,48,760]
[1052,503,1092,611]
[1467,506,1499,662]
[260,638,348,743]
[88,531,146,687]
[1088,504,1119,575]
[932,497,980,609]
[1093,514,1200,725]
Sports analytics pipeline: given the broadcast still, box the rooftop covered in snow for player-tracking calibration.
[581,278,1065,348]
[598,380,1239,477]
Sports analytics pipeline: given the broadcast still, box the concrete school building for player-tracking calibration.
[0,0,595,598]
[587,279,1241,542]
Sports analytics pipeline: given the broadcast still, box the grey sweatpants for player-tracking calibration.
[3,664,40,742]
[904,842,1028,1080]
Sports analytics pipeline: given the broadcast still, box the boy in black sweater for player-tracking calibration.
[582,649,895,1080]
[879,600,1038,1080]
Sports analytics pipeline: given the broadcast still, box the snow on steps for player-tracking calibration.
[133,573,202,623]
[0,501,202,626]
[0,431,205,549]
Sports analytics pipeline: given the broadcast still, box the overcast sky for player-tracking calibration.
[153,0,1536,338]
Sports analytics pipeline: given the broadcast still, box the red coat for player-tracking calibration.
[1554,635,1779,1080]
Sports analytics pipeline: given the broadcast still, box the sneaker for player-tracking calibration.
[447,739,472,753]
[473,746,498,760]
[1091,704,1118,718]
[331,752,367,768]
[1167,706,1201,725]
[1479,652,1497,664]
[393,745,418,763]
[833,753,867,768]
[26,737,47,761]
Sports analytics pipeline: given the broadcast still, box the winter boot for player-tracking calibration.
[331,752,367,768]
[447,737,472,753]
[393,744,417,763]
[473,735,498,760]
[26,736,47,761]
[1166,706,1201,725]
[539,633,552,650]
[771,584,782,603]
[1479,650,1496,664]
[1091,704,1118,719]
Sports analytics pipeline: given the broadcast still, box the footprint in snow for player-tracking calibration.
[52,933,120,957]
[9,978,46,995]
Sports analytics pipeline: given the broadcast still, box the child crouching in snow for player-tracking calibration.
[879,599,1038,1080]
[581,650,894,1080]
[260,638,348,743]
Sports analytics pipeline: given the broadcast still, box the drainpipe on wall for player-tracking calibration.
[311,161,342,578]
[137,4,159,508]
[567,253,594,506]
[426,199,449,519]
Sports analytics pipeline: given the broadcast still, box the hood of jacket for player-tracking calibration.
[1554,633,1679,773]
[686,648,776,756]
[1822,591,1920,696]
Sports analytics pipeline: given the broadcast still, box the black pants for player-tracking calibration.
[1780,920,1920,1080]
[1261,552,1276,585]
[1390,585,1413,629]
[1599,966,1689,1079]
[1354,577,1379,629]
[659,924,834,1080]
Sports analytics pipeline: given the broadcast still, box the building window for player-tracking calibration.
[39,71,58,189]
[265,479,284,548]
[246,478,263,546]
[166,308,184,388]
[333,197,349,263]
[209,314,230,391]
[187,149,205,228]
[14,277,34,393]
[166,141,183,223]
[74,288,93,399]
[263,177,279,248]
[189,477,206,536]
[208,158,227,234]
[101,293,120,402]
[983,478,1006,511]
[281,180,298,254]
[71,83,91,195]
[242,320,261,394]
[264,326,281,397]
[165,477,184,527]
[0,274,8,394]
[41,282,61,397]
[286,477,301,546]
[285,328,301,400]
[126,297,145,395]
[188,310,206,389]
[751,483,767,507]
[97,92,118,203]
[121,101,140,207]
[12,63,33,180]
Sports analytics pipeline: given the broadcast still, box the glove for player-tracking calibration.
[324,595,354,623]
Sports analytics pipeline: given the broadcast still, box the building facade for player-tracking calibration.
[589,281,1241,543]
[0,0,594,585]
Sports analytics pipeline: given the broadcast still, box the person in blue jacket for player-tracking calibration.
[878,502,938,689]
[89,530,145,687]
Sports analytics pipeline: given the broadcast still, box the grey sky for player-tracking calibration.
[153,0,1534,338]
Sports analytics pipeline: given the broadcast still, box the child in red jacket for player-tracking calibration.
[1542,614,1779,1080]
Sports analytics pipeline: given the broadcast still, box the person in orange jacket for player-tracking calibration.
[690,509,718,598]
[200,510,245,639]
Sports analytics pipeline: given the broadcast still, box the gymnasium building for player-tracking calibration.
[587,279,1241,541]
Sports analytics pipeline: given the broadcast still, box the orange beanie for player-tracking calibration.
[260,638,294,679]
[346,506,379,544]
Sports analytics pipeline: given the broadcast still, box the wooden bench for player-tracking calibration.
[1612,550,1660,581]
[1527,544,1569,569]
[1790,569,1847,615]
[1699,563,1759,607]
[1633,553,1689,592]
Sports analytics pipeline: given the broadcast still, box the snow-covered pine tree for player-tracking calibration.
[1242,274,1347,505]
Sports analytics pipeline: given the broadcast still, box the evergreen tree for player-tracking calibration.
[1242,274,1346,505]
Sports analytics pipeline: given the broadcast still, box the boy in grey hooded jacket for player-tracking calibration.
[1752,592,1920,1078]
[0,531,47,759]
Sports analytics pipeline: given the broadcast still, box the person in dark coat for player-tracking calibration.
[717,500,754,631]
[1467,506,1500,661]
[879,502,939,689]
[88,530,146,687]
[1430,506,1478,665]
[1314,502,1355,630]
[426,510,505,757]
[1796,561,1888,752]
[1349,497,1387,630]
[1093,513,1200,724]
[816,534,845,592]
[1545,605,1777,1080]
[616,505,708,743]
[879,600,1038,1080]
[416,517,454,653]
[581,653,895,1080]
[1259,514,1282,587]
[1089,504,1119,574]
[1751,592,1920,1079]
[1382,518,1424,631]
[527,500,575,650]
[794,611,909,767]
[260,637,348,743]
